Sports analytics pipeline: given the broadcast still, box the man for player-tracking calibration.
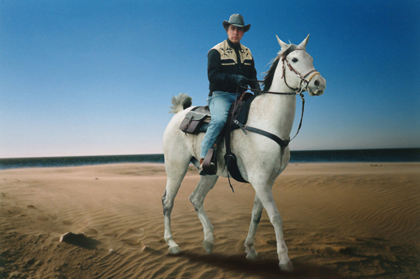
[200,14,260,175]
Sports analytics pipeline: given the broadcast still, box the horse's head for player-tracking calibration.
[276,35,326,96]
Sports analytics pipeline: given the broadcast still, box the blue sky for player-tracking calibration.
[1,0,419,158]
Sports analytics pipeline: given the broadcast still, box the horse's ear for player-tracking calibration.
[298,34,310,49]
[276,35,288,50]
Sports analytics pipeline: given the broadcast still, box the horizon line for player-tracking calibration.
[1,147,419,160]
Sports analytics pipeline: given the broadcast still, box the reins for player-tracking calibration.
[247,45,320,96]
[235,88,305,145]
[236,44,320,147]
[224,44,319,186]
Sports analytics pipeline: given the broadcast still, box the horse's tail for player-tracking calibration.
[169,93,192,114]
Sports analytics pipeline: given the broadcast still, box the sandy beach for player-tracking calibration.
[1,162,419,278]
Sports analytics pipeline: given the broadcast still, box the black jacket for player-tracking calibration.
[208,39,260,94]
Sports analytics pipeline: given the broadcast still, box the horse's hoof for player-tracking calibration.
[202,239,213,253]
[279,260,294,272]
[168,245,182,254]
[246,250,259,260]
[245,245,259,260]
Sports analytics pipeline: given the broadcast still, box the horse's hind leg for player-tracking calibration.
[244,194,263,260]
[162,156,190,254]
[189,175,218,253]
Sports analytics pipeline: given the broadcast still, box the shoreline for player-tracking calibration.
[1,161,419,171]
[1,148,419,170]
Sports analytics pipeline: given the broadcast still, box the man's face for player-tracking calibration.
[227,25,244,44]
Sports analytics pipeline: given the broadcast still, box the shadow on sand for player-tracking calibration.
[174,251,350,279]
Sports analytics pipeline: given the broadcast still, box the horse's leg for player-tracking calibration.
[244,194,263,260]
[189,175,218,253]
[162,156,190,254]
[252,181,293,272]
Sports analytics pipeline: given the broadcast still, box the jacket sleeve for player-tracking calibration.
[207,49,243,89]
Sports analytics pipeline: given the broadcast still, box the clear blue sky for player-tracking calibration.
[1,0,419,158]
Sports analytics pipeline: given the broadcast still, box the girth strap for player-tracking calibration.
[233,121,290,148]
[223,92,306,187]
[233,92,305,150]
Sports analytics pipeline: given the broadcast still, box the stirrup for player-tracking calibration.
[199,148,217,175]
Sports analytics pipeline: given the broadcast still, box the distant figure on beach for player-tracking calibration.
[199,14,260,174]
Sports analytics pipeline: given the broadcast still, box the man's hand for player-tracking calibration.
[231,74,249,88]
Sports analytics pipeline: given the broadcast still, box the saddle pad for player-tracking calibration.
[232,95,256,129]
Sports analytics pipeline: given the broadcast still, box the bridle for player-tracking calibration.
[224,44,323,186]
[235,45,321,149]
[246,44,321,96]
[281,45,320,93]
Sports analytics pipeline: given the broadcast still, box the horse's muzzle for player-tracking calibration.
[308,75,326,96]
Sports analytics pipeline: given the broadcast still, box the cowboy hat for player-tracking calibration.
[223,14,251,32]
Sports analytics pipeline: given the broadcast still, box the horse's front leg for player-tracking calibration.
[189,175,218,253]
[252,181,293,272]
[244,194,263,260]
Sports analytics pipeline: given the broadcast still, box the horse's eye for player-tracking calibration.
[292,58,298,63]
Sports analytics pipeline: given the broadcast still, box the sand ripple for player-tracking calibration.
[1,163,419,278]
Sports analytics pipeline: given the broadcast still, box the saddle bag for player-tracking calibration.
[179,110,210,134]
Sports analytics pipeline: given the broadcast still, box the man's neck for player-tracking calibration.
[227,39,240,49]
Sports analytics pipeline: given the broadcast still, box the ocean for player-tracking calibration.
[0,148,419,170]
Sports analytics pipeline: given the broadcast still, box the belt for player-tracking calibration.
[208,90,238,96]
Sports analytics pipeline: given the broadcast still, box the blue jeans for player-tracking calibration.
[200,91,237,159]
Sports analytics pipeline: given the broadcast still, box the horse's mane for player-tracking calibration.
[262,44,293,91]
[262,55,281,91]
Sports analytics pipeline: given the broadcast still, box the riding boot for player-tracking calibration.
[199,148,217,175]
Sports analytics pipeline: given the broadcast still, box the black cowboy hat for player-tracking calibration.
[223,14,251,32]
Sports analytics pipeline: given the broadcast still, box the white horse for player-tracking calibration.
[162,35,326,271]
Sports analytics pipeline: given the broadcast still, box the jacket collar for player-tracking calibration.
[227,39,241,50]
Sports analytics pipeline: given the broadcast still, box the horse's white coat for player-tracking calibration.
[162,36,326,271]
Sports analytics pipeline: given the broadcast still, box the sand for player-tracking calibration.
[1,162,419,279]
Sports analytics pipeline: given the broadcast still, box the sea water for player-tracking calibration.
[0,148,419,170]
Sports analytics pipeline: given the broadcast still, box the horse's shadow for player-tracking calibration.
[174,251,349,278]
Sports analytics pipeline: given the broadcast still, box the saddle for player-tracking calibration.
[179,92,255,183]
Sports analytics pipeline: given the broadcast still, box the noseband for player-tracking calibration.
[281,45,320,93]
